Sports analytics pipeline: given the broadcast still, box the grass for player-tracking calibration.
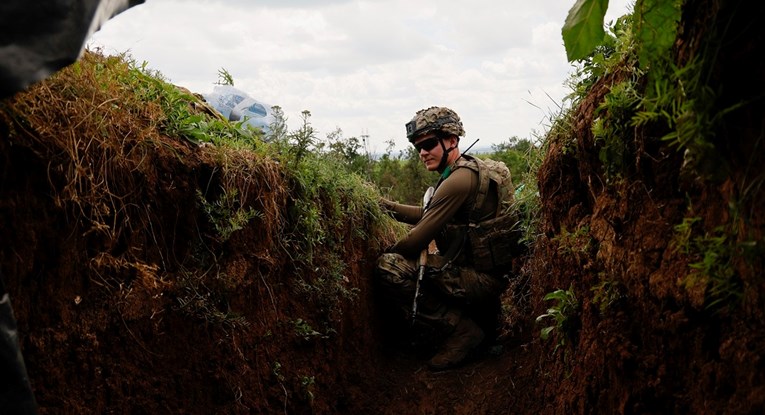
[2,49,404,339]
[197,188,263,242]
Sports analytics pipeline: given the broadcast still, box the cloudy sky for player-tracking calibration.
[88,0,632,153]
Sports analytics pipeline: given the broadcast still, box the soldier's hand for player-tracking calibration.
[378,197,395,213]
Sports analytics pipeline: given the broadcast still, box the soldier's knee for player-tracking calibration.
[376,252,414,286]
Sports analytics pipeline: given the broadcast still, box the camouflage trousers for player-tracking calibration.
[375,252,506,335]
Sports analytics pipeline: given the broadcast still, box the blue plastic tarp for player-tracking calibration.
[203,85,275,132]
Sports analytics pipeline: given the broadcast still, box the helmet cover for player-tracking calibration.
[405,106,465,142]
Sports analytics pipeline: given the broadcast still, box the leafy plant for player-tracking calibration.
[536,287,579,349]
[121,65,263,148]
[176,270,250,329]
[292,318,325,341]
[672,207,758,312]
[671,215,702,255]
[680,227,744,311]
[197,188,262,242]
[216,67,235,86]
[591,278,624,314]
[300,375,316,402]
[562,0,680,67]
[272,361,286,382]
[554,225,593,257]
[562,0,609,62]
[633,0,683,68]
[288,110,318,164]
[593,79,641,176]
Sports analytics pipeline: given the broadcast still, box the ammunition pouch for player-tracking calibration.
[466,213,524,273]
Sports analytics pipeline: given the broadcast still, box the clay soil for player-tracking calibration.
[1,0,764,413]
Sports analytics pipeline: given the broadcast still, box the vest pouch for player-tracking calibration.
[467,213,523,272]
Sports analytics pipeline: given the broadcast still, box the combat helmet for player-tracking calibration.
[405,106,465,143]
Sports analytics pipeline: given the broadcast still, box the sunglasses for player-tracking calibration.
[413,137,441,152]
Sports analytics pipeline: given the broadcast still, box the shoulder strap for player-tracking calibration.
[461,155,515,223]
[452,155,493,223]
[445,154,514,224]
[472,158,493,221]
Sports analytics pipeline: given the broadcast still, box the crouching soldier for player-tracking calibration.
[376,106,522,371]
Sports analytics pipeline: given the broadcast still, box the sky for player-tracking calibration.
[88,0,633,154]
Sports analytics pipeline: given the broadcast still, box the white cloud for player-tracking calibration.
[89,0,634,153]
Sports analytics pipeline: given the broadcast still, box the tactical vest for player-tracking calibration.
[449,155,523,273]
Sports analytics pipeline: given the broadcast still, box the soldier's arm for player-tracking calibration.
[380,198,422,224]
[390,169,474,258]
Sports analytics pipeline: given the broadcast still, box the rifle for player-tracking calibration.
[411,186,434,325]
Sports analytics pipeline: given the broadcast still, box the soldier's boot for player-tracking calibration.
[427,316,485,371]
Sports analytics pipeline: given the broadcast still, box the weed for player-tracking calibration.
[681,227,743,311]
[300,376,316,402]
[292,318,325,341]
[565,15,638,99]
[671,215,702,255]
[536,287,579,351]
[197,188,262,242]
[593,79,641,177]
[673,211,756,311]
[216,67,235,86]
[288,110,317,165]
[272,361,285,382]
[554,225,592,257]
[272,361,289,412]
[176,270,249,329]
[591,278,624,314]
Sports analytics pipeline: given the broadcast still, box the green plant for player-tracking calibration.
[593,79,641,176]
[536,287,579,350]
[633,0,683,68]
[176,270,250,329]
[671,215,702,255]
[562,0,680,66]
[591,278,624,313]
[681,227,743,311]
[671,206,759,312]
[631,49,743,182]
[117,63,262,148]
[197,188,262,242]
[561,0,610,62]
[288,110,318,164]
[216,67,235,86]
[554,225,592,257]
[272,361,285,382]
[300,376,316,402]
[292,318,325,341]
[272,361,288,411]
[294,256,359,309]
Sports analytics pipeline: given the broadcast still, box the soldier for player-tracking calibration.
[377,106,517,370]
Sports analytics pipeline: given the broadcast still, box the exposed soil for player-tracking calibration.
[1,0,763,413]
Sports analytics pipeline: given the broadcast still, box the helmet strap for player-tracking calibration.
[437,138,455,173]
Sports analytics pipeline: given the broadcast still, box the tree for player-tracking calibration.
[289,110,316,163]
[487,137,538,181]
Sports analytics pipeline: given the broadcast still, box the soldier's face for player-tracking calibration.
[414,133,459,171]
[413,133,444,171]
